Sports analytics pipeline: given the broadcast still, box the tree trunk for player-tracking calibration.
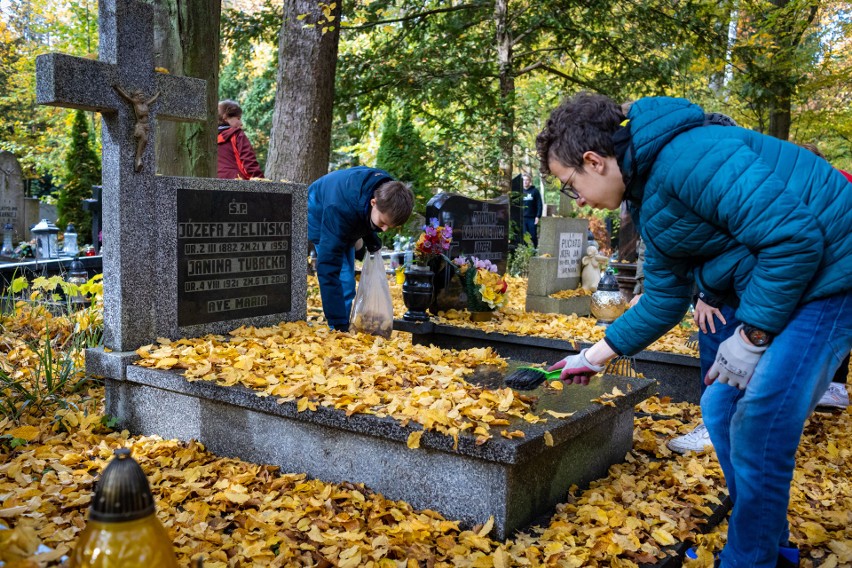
[265,0,342,184]
[149,0,221,177]
[763,0,817,140]
[494,0,514,196]
[768,87,792,140]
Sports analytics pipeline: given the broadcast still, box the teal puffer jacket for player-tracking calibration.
[606,97,852,356]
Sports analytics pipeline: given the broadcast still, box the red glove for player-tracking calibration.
[547,349,606,385]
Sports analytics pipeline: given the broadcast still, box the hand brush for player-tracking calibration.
[504,367,563,391]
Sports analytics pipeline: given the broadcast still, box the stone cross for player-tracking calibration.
[36,0,207,350]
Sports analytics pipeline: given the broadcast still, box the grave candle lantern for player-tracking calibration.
[63,223,78,256]
[1,223,14,257]
[68,448,179,568]
[590,268,626,326]
[66,257,89,303]
[31,218,60,260]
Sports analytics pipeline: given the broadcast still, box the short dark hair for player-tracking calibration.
[799,143,825,160]
[536,92,625,176]
[374,181,415,227]
[218,100,242,125]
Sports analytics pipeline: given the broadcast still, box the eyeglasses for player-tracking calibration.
[559,169,579,200]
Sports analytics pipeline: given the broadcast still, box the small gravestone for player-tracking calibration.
[525,216,591,316]
[0,151,40,249]
[425,192,509,312]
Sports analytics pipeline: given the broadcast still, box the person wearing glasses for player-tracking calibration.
[536,92,851,568]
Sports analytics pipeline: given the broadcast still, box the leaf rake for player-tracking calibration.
[603,355,638,378]
[685,331,699,350]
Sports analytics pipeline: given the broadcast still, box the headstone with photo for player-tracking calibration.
[0,151,40,251]
[425,192,509,312]
[525,216,591,316]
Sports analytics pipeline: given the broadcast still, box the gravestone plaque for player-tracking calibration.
[0,151,39,245]
[177,189,293,327]
[426,192,509,311]
[557,231,584,278]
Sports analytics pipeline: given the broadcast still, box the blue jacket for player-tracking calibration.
[606,97,852,355]
[307,166,394,329]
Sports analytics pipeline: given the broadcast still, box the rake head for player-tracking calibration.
[685,331,699,350]
[604,355,638,377]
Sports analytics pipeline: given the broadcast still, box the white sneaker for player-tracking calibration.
[666,422,713,454]
[817,383,850,409]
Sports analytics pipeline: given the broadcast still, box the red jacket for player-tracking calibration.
[840,169,852,183]
[217,126,263,180]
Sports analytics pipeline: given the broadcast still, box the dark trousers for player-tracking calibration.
[523,218,538,248]
[834,352,850,383]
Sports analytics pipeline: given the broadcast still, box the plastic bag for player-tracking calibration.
[350,252,394,338]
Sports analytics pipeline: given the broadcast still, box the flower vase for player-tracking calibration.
[469,310,493,323]
[402,264,434,322]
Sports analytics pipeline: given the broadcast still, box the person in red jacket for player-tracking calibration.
[217,100,264,180]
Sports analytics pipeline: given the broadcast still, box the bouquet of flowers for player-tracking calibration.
[452,256,508,311]
[412,218,452,265]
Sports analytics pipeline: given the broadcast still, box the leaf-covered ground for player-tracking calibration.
[2,386,851,567]
[2,280,851,567]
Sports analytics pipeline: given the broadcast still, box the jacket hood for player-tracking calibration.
[217,125,240,144]
[619,98,706,203]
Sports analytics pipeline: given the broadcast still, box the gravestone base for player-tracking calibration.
[525,294,591,317]
[89,348,655,539]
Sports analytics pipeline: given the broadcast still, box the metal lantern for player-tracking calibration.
[66,257,89,304]
[590,268,626,326]
[63,223,79,257]
[1,223,13,257]
[32,218,60,260]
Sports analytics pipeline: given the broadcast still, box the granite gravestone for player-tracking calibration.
[0,151,40,247]
[425,192,509,312]
[36,0,307,353]
[525,216,591,316]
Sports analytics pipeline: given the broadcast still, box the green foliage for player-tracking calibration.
[508,237,537,278]
[0,1,99,178]
[375,106,434,213]
[57,110,99,245]
[0,326,89,421]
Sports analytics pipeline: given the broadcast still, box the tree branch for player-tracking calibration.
[515,61,601,91]
[343,3,489,30]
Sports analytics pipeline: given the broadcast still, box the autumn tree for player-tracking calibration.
[57,110,99,245]
[265,0,342,183]
[335,0,728,195]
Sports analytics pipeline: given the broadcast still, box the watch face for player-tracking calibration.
[747,328,771,346]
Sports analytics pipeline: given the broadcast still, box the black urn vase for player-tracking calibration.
[402,264,435,321]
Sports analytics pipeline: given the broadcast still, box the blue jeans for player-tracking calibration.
[698,304,741,392]
[701,291,852,568]
[313,243,356,329]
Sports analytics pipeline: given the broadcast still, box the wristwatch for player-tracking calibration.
[742,324,774,347]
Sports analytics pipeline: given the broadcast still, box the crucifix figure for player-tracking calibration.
[112,84,160,172]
